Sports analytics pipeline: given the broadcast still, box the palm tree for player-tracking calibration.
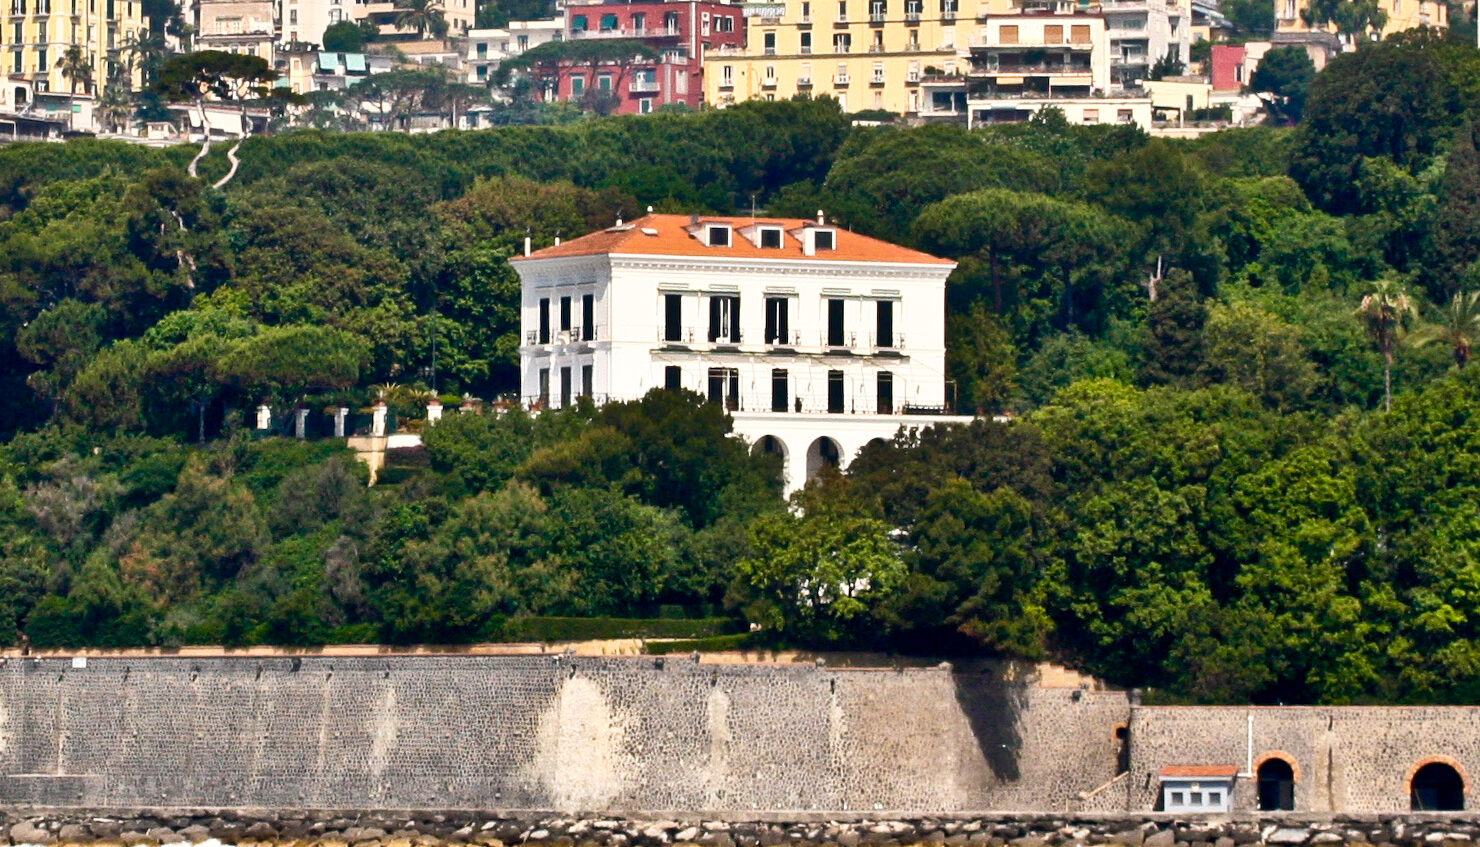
[394,0,446,38]
[95,72,135,133]
[1411,290,1480,369]
[1356,277,1417,412]
[116,30,169,87]
[59,45,93,94]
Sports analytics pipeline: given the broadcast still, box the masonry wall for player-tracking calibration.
[0,656,1129,812]
[1128,706,1480,813]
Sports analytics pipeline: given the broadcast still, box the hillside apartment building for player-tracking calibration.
[511,213,971,491]
[536,0,744,114]
[0,0,144,121]
[704,0,1188,127]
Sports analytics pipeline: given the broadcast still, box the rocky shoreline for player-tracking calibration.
[4,814,1480,847]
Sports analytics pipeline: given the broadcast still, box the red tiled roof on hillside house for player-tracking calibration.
[513,214,955,266]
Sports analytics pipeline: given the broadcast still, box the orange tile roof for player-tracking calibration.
[1160,765,1240,779]
[512,214,956,266]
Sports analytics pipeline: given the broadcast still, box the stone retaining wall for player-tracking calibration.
[0,655,1128,812]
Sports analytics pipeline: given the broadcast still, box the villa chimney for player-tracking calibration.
[523,236,531,257]
[616,214,623,226]
[647,205,654,214]
[817,209,825,225]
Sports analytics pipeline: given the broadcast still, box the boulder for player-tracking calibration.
[1265,830,1311,846]
[1143,831,1175,847]
[11,823,55,846]
[57,825,93,844]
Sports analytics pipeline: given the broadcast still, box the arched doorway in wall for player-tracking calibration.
[752,435,788,484]
[1257,757,1296,811]
[805,436,842,481]
[1412,761,1466,811]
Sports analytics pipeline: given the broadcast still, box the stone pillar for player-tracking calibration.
[293,407,309,439]
[255,404,271,431]
[426,398,443,423]
[371,400,387,437]
[460,396,477,412]
[333,406,349,438]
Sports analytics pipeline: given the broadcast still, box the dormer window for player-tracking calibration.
[760,227,783,248]
[814,229,835,251]
[708,225,732,247]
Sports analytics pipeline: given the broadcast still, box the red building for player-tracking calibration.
[551,1,746,114]
[1209,43,1246,92]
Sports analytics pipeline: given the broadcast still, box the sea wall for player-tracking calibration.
[0,655,1129,813]
[5,810,1480,847]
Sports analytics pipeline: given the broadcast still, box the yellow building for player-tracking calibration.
[0,0,144,121]
[705,0,1003,115]
[1273,0,1445,38]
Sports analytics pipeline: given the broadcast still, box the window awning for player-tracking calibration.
[317,51,336,72]
[344,52,366,72]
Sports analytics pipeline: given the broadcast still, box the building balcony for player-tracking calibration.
[970,37,1096,50]
[797,75,813,86]
[941,8,957,18]
[570,26,679,39]
[970,63,1095,80]
[799,13,811,22]
[525,325,602,347]
[833,73,850,84]
[869,11,886,22]
[905,9,921,20]
[800,45,812,52]
[867,43,884,52]
[833,14,849,23]
[870,74,886,85]
[761,77,777,88]
[629,79,660,92]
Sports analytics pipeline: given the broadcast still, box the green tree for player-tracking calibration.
[393,0,447,38]
[321,20,366,51]
[1249,46,1316,125]
[946,302,1018,413]
[1356,277,1418,411]
[212,324,369,411]
[1300,0,1387,38]
[1291,38,1458,213]
[59,45,94,95]
[1139,268,1207,388]
[734,488,905,644]
[1201,300,1319,411]
[152,51,280,186]
[1427,121,1480,300]
[1220,0,1276,33]
[1411,290,1480,368]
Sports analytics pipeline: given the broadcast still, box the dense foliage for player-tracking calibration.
[8,33,1480,704]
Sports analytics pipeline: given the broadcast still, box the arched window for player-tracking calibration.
[1412,762,1465,811]
[806,436,841,480]
[1258,758,1295,811]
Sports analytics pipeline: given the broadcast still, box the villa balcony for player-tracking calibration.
[628,79,660,92]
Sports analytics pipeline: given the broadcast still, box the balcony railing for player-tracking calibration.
[821,331,858,348]
[629,79,659,92]
[941,8,956,18]
[905,9,921,19]
[867,43,884,52]
[833,73,850,84]
[971,62,1095,76]
[526,326,602,345]
[797,76,813,86]
[869,10,886,21]
[569,25,679,39]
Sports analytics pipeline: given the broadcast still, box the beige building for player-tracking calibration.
[1273,0,1445,39]
[196,0,276,59]
[352,0,473,39]
[704,0,999,115]
[0,0,145,121]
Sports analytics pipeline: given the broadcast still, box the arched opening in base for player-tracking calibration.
[805,436,842,481]
[1412,762,1465,811]
[1258,757,1295,811]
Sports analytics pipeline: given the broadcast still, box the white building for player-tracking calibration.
[465,19,563,85]
[511,213,972,492]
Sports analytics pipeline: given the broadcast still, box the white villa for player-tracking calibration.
[510,212,973,491]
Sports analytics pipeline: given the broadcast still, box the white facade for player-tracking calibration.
[465,19,563,84]
[511,214,970,492]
